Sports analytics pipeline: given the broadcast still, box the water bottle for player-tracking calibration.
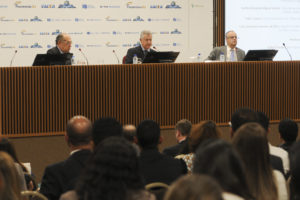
[71,56,75,65]
[219,52,225,62]
[197,53,201,62]
[133,54,138,64]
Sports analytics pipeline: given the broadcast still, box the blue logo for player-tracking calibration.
[100,5,120,8]
[122,18,132,22]
[21,30,36,35]
[105,16,119,21]
[47,18,72,22]
[47,45,54,48]
[1,43,15,48]
[75,44,84,48]
[1,17,15,22]
[124,32,139,35]
[15,2,36,8]
[30,16,42,22]
[52,30,61,35]
[154,43,170,47]
[171,29,182,34]
[112,31,122,35]
[31,43,42,48]
[86,18,102,22]
[122,44,132,47]
[0,32,16,35]
[40,32,50,35]
[101,32,111,35]
[75,18,84,22]
[58,1,76,8]
[126,2,146,8]
[173,17,181,22]
[133,42,140,47]
[19,45,29,48]
[105,42,119,47]
[166,1,181,8]
[150,5,163,9]
[18,18,28,22]
[82,4,95,9]
[86,44,102,47]
[41,4,55,8]
[148,18,170,22]
[68,32,83,35]
[160,31,170,34]
[173,43,182,46]
[133,16,144,21]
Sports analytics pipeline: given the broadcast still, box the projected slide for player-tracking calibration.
[226,0,300,60]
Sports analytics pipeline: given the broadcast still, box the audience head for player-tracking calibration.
[232,123,278,200]
[164,174,223,200]
[225,30,238,49]
[256,111,269,132]
[289,141,300,199]
[56,33,72,53]
[140,30,152,50]
[92,117,122,147]
[175,119,192,137]
[137,119,161,149]
[279,118,298,143]
[66,115,92,148]
[76,137,144,200]
[0,151,22,200]
[189,120,221,153]
[231,108,257,133]
[193,139,252,200]
[123,124,137,143]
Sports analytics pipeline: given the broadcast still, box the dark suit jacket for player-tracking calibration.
[46,46,72,65]
[125,45,155,64]
[205,46,245,61]
[162,139,188,157]
[270,154,285,177]
[40,149,92,200]
[139,148,187,185]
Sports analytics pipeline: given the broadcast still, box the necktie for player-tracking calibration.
[230,49,235,61]
[144,50,148,58]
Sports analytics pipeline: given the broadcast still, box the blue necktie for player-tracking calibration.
[230,49,235,61]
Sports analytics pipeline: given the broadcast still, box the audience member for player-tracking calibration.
[40,115,93,200]
[233,123,288,200]
[290,141,300,200]
[163,174,223,200]
[176,120,221,172]
[193,139,253,200]
[0,151,22,200]
[0,137,27,191]
[92,117,123,147]
[137,119,187,184]
[279,118,298,153]
[163,119,192,157]
[123,124,140,155]
[230,108,285,176]
[60,137,155,200]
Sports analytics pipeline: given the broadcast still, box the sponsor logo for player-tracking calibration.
[126,2,146,9]
[86,18,102,22]
[47,18,72,22]
[100,5,120,8]
[173,42,182,46]
[82,4,95,9]
[124,32,139,35]
[52,30,61,35]
[105,16,119,21]
[31,43,42,48]
[68,32,83,35]
[105,42,119,47]
[150,5,163,9]
[41,4,55,8]
[19,45,29,48]
[75,44,84,48]
[191,4,204,8]
[47,45,54,48]
[133,16,144,21]
[40,32,50,35]
[133,42,140,47]
[0,32,16,35]
[86,44,102,47]
[171,29,182,34]
[1,43,15,48]
[21,30,36,35]
[122,18,132,22]
[122,44,132,47]
[160,31,170,34]
[18,18,28,22]
[30,16,42,22]
[15,1,36,8]
[148,18,170,22]
[0,5,8,8]
[58,1,76,8]
[154,43,170,47]
[1,17,15,22]
[173,17,181,22]
[75,18,84,22]
[165,1,181,9]
[101,32,111,35]
[86,31,102,35]
[112,31,122,35]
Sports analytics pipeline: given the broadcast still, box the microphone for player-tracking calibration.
[10,50,18,67]
[283,43,292,61]
[78,48,89,65]
[152,46,158,51]
[112,50,120,64]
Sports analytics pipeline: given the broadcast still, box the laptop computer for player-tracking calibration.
[32,53,73,66]
[142,51,180,63]
[243,49,278,61]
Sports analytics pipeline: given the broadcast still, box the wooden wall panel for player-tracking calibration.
[0,61,300,137]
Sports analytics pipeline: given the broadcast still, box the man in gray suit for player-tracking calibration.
[206,30,245,61]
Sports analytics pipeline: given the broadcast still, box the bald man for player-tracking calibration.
[40,116,93,200]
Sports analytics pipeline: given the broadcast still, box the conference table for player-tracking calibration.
[0,61,299,137]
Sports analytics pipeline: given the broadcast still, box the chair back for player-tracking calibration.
[21,191,48,200]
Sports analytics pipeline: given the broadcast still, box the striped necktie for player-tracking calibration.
[230,49,235,61]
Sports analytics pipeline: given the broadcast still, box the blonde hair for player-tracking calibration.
[0,151,22,200]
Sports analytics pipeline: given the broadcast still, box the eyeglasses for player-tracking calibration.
[227,36,238,39]
[62,40,72,45]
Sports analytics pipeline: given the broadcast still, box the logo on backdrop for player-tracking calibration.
[172,17,181,22]
[30,16,42,22]
[165,1,181,9]
[105,16,119,21]
[1,43,15,48]
[150,5,163,9]
[41,4,55,8]
[105,42,119,47]
[133,16,144,21]
[15,1,36,8]
[58,1,76,8]
[112,31,122,35]
[0,17,15,22]
[82,4,95,9]
[86,44,102,48]
[0,5,8,8]
[21,30,36,35]
[171,29,182,34]
[0,32,16,35]
[173,42,182,46]
[148,18,170,22]
[75,18,84,22]
[99,5,120,8]
[31,43,42,48]
[19,45,29,48]
[126,2,146,9]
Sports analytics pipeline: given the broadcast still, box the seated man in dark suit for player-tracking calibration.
[137,119,187,185]
[125,30,156,64]
[47,33,73,65]
[163,119,192,157]
[40,115,93,200]
[205,30,245,61]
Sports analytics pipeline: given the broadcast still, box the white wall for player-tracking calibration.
[0,0,213,66]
